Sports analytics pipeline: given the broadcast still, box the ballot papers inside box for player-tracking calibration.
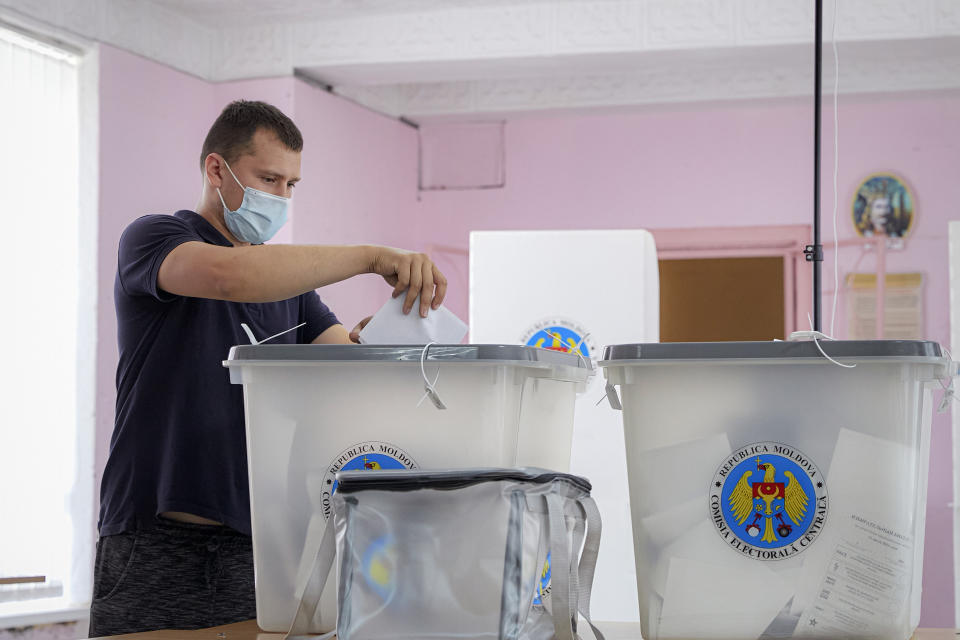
[224,344,592,633]
[600,340,955,640]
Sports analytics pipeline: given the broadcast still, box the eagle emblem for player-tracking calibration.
[728,456,809,543]
[522,319,595,359]
[321,442,419,519]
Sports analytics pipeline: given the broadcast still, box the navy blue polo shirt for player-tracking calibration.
[98,210,340,536]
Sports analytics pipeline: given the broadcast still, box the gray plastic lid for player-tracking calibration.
[225,343,592,371]
[601,340,944,363]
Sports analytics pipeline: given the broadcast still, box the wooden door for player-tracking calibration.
[659,256,785,342]
[651,225,811,341]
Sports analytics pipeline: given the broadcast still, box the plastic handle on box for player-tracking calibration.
[933,348,959,413]
[938,367,958,413]
[598,382,622,411]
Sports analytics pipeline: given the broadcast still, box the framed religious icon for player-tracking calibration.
[851,172,915,239]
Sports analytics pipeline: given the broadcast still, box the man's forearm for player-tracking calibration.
[215,244,375,302]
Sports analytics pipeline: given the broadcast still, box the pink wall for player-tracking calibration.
[414,92,960,626]
[290,80,420,327]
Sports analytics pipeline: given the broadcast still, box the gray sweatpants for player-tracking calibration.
[88,518,256,637]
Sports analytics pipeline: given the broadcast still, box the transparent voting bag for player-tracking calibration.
[286,468,605,640]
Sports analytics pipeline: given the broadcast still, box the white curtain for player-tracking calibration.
[0,25,83,607]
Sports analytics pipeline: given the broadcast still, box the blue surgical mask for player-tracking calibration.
[216,159,289,244]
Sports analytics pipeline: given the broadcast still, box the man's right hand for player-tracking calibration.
[369,248,448,318]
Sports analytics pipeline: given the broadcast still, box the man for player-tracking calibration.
[89,100,446,636]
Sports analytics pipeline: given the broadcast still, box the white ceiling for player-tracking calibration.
[2,0,959,120]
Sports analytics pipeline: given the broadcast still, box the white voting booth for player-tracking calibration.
[470,229,659,622]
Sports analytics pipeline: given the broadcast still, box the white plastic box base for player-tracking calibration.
[227,346,590,633]
[602,345,953,640]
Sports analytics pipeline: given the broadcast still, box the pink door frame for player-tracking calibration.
[651,225,813,338]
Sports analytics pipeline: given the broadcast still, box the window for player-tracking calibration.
[0,23,94,618]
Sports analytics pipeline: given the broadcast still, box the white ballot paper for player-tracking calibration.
[796,529,913,638]
[641,497,705,551]
[657,556,793,639]
[792,427,917,637]
[358,295,468,345]
[631,432,732,519]
[650,520,805,599]
[651,520,732,597]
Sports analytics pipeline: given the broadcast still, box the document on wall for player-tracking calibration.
[796,515,912,637]
[845,272,923,340]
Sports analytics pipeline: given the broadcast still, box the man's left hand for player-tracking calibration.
[349,316,373,343]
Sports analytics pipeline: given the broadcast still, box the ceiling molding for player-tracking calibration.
[284,0,958,72]
[2,0,959,118]
[333,37,960,118]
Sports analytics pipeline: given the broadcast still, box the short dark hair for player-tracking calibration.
[200,100,303,169]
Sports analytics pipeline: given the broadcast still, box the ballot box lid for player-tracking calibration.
[226,343,592,370]
[600,340,944,364]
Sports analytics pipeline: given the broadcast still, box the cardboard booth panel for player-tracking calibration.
[470,229,659,622]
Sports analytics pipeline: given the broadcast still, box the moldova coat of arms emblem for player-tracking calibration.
[711,442,829,560]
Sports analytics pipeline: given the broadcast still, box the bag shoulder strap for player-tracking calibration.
[575,495,605,640]
[285,519,337,640]
[546,492,576,640]
[544,492,607,640]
